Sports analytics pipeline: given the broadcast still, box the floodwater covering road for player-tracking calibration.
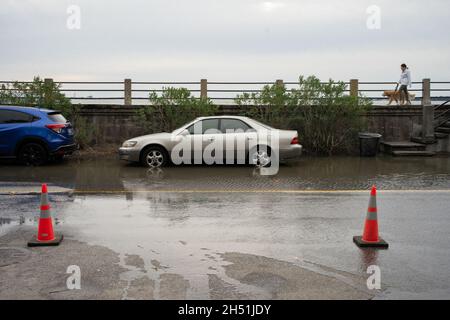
[0,156,449,299]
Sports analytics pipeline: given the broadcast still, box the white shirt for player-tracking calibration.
[399,69,412,87]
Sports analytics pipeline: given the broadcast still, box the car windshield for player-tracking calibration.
[172,119,197,133]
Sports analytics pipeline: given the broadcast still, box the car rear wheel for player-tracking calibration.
[249,146,272,168]
[18,143,48,166]
[140,146,168,168]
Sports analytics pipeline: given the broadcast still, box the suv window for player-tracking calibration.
[0,110,34,124]
[220,119,252,133]
[47,112,67,123]
[187,119,220,134]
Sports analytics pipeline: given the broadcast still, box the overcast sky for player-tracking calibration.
[1,0,450,82]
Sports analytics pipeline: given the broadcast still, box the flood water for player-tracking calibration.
[0,155,449,192]
[1,156,450,299]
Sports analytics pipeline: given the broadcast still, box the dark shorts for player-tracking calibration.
[399,85,408,95]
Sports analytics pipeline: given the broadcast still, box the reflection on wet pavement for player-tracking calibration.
[0,156,450,192]
[1,156,450,299]
[53,191,449,299]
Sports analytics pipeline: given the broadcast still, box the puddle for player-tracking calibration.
[0,156,449,192]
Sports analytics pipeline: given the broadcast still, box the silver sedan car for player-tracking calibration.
[119,116,302,168]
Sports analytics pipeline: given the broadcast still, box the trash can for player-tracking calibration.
[359,132,382,157]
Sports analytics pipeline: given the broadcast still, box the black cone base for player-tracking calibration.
[28,234,64,247]
[353,236,388,249]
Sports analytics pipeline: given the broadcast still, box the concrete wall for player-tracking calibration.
[77,105,143,145]
[428,135,450,153]
[364,105,422,141]
[76,104,423,145]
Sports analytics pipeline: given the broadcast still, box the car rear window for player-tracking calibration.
[220,119,252,132]
[47,112,67,123]
[250,119,273,130]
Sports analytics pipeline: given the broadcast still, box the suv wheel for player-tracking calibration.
[19,143,48,166]
[141,146,168,168]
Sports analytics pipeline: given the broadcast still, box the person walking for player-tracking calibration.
[398,63,412,105]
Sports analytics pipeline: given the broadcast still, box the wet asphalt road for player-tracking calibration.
[1,156,450,299]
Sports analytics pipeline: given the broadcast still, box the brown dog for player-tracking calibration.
[382,90,415,105]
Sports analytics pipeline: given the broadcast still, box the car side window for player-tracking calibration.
[0,110,34,124]
[187,119,220,134]
[220,119,252,133]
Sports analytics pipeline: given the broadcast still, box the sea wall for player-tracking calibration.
[76,104,423,145]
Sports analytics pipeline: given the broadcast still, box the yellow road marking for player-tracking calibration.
[72,189,450,194]
[2,189,450,194]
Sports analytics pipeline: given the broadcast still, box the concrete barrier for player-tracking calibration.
[75,104,422,145]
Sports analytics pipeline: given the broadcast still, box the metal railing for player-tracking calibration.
[434,99,450,128]
[1,79,450,106]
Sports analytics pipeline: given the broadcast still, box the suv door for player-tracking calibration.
[0,110,35,156]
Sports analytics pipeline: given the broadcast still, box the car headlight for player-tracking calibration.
[122,141,137,148]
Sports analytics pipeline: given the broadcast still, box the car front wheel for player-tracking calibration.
[140,146,168,168]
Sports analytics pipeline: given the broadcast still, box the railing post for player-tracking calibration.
[421,78,435,143]
[124,79,132,106]
[422,78,431,105]
[200,79,208,99]
[350,79,359,98]
[275,79,284,88]
[44,78,54,107]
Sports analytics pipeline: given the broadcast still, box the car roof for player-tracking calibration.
[0,105,59,115]
[196,115,251,121]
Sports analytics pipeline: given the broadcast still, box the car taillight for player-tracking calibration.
[291,136,299,145]
[46,123,66,134]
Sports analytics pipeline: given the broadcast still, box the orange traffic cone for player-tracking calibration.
[28,184,63,247]
[353,185,388,248]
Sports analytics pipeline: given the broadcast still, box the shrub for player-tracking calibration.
[0,76,74,118]
[235,75,372,155]
[71,116,99,149]
[235,82,293,129]
[0,76,92,148]
[136,87,217,133]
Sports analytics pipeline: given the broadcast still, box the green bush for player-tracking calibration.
[0,76,75,118]
[71,116,99,149]
[235,75,372,155]
[235,82,293,129]
[0,76,93,148]
[136,87,217,132]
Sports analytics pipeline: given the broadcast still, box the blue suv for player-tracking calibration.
[0,106,76,166]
